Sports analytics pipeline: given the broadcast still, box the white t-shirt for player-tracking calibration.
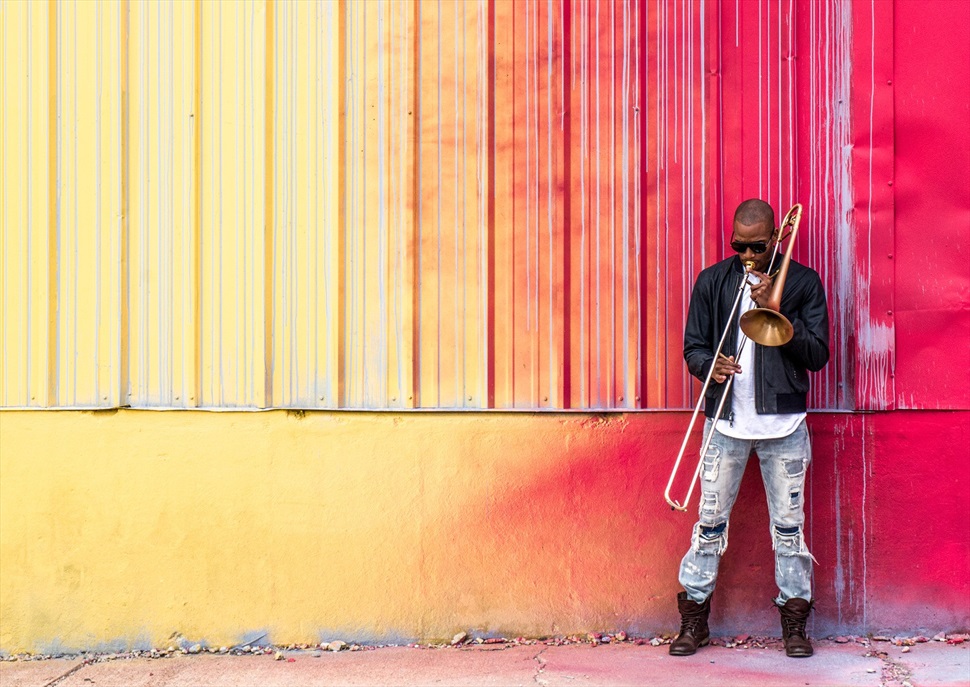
[715,279,805,440]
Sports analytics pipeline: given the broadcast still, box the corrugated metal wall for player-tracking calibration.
[1,0,857,411]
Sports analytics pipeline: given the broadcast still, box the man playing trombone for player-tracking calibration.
[669,199,830,658]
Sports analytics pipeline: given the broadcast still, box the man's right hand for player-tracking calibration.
[712,355,742,383]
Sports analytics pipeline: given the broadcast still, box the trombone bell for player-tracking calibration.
[739,308,794,346]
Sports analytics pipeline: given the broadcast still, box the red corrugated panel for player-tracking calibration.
[848,0,897,410]
[892,0,970,410]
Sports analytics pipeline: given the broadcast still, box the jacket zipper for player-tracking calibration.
[756,344,761,414]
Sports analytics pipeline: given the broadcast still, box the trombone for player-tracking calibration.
[664,204,803,512]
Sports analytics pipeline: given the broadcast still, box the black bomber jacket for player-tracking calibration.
[683,255,830,420]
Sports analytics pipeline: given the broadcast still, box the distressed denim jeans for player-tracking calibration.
[678,419,815,604]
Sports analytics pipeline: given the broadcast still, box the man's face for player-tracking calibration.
[731,219,776,273]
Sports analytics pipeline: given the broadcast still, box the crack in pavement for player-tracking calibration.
[533,647,549,685]
[42,658,93,687]
[874,650,915,687]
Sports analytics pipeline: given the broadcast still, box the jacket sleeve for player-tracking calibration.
[683,271,718,382]
[780,270,830,372]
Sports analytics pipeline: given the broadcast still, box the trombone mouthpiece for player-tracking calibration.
[744,260,755,270]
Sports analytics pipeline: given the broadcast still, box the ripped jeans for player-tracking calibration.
[678,419,814,605]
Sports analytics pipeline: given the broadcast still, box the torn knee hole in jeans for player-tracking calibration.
[700,522,726,539]
[788,490,801,510]
[772,525,816,562]
[784,458,806,479]
[692,521,728,556]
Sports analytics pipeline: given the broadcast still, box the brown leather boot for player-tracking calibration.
[777,598,814,657]
[669,592,711,656]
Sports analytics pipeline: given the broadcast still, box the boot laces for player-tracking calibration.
[780,610,808,639]
[783,617,806,638]
[679,617,702,634]
[679,607,707,635]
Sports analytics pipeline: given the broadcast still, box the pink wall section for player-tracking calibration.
[805,412,968,633]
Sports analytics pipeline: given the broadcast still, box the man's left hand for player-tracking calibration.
[748,270,773,307]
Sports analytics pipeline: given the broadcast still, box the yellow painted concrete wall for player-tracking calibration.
[0,409,683,653]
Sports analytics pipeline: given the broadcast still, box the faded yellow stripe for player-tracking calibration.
[193,0,202,406]
[120,0,129,405]
[337,0,346,408]
[46,0,57,407]
[264,0,274,408]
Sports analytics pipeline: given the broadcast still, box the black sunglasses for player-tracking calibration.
[730,240,770,254]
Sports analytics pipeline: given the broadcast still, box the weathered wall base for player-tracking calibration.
[1,410,967,653]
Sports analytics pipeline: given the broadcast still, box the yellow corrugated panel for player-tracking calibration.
[54,1,124,407]
[68,2,119,407]
[270,1,341,409]
[127,0,195,407]
[196,0,268,408]
[1,1,122,408]
[0,1,42,407]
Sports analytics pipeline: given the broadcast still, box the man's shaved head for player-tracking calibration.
[734,199,775,228]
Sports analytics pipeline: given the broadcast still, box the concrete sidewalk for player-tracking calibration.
[2,639,968,687]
